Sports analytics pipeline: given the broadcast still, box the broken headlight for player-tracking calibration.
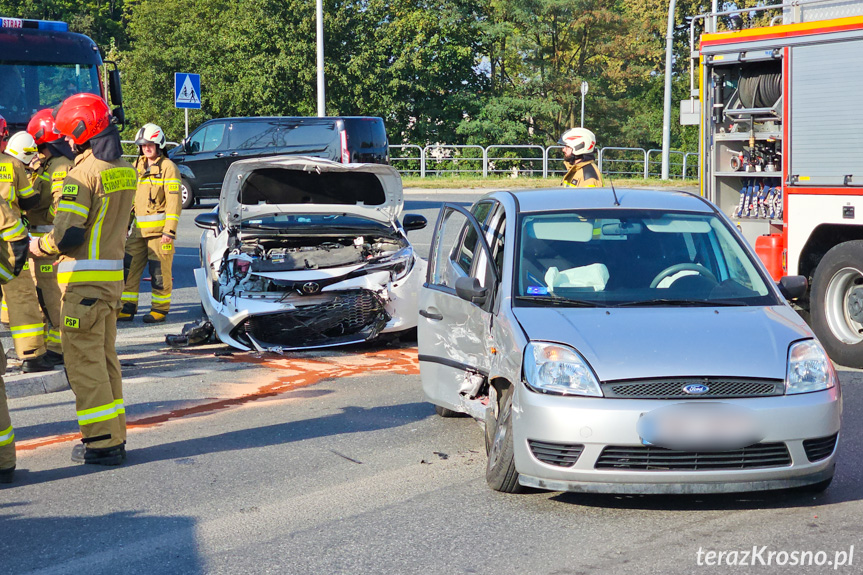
[364,245,414,281]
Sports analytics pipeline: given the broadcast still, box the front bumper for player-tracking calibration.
[512,382,842,494]
[195,260,423,351]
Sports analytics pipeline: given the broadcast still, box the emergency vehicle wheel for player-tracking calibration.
[810,240,863,368]
[180,178,195,210]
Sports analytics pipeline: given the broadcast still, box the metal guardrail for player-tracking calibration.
[117,139,699,180]
[390,144,698,180]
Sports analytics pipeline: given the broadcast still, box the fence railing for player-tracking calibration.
[118,140,699,180]
[389,144,699,179]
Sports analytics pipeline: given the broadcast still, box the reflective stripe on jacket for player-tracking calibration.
[28,153,73,228]
[0,155,33,241]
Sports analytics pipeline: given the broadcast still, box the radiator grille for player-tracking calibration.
[237,290,388,348]
[602,378,782,399]
[595,443,791,471]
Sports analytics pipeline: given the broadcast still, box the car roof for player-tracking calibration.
[497,187,714,214]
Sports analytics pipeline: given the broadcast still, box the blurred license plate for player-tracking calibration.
[637,403,763,452]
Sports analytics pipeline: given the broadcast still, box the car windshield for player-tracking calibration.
[515,209,778,307]
[0,63,100,125]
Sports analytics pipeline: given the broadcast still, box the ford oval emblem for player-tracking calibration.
[301,282,321,295]
[683,383,709,395]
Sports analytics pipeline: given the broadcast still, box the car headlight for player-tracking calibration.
[786,339,837,394]
[523,342,602,397]
[365,245,414,281]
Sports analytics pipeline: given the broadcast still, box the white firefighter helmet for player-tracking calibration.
[558,127,597,155]
[4,131,38,164]
[134,123,167,149]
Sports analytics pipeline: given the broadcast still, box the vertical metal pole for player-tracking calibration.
[185,108,189,138]
[580,95,585,128]
[316,0,325,117]
[661,0,676,180]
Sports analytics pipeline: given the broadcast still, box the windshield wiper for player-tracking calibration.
[613,298,747,307]
[515,295,603,307]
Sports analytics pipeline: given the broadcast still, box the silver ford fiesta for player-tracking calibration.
[419,188,841,494]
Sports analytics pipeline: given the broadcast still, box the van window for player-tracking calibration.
[343,118,388,163]
[229,121,279,150]
[275,122,339,149]
[189,122,227,153]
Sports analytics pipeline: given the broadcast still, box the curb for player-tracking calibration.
[5,368,70,399]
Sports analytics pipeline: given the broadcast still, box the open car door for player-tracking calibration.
[419,203,499,414]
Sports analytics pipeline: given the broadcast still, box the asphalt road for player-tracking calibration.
[2,188,862,575]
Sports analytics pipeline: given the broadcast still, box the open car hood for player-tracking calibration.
[219,156,404,226]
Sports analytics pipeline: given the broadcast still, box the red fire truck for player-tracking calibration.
[0,17,123,132]
[689,1,863,367]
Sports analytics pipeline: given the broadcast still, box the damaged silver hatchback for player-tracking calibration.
[420,188,841,495]
[194,156,427,351]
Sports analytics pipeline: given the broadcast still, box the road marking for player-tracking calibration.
[17,348,420,452]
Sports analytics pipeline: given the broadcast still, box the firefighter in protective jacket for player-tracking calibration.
[119,123,182,323]
[560,127,603,188]
[26,109,76,364]
[2,131,54,372]
[30,93,136,466]
[0,117,30,484]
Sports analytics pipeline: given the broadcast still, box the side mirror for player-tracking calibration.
[403,213,427,232]
[181,137,191,154]
[108,68,123,107]
[778,275,807,300]
[455,276,488,306]
[194,212,220,230]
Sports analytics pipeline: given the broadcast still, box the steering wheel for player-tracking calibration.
[649,263,718,288]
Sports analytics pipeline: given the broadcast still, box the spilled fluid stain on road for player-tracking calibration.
[17,347,420,452]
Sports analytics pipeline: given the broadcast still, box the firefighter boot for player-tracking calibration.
[71,442,126,466]
[0,465,13,484]
[117,302,137,322]
[22,354,54,373]
[143,311,166,324]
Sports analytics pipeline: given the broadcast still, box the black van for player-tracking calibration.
[168,116,389,208]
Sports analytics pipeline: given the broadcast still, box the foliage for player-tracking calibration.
[1,0,708,151]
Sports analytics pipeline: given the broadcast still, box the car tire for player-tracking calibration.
[810,240,863,367]
[484,384,524,493]
[180,178,195,210]
[434,404,464,418]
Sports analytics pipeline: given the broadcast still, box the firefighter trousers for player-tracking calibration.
[0,345,15,469]
[30,257,62,355]
[4,263,47,360]
[122,233,173,316]
[61,292,125,449]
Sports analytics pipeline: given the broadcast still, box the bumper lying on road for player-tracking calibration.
[512,382,842,494]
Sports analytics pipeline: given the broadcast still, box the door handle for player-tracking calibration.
[420,309,443,320]
[230,152,239,156]
[215,152,226,157]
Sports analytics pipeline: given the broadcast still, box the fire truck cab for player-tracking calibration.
[689,1,863,367]
[0,17,122,132]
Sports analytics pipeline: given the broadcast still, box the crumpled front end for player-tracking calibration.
[195,254,423,352]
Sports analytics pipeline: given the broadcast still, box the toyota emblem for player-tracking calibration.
[301,282,321,295]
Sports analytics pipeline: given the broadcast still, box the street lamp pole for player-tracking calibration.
[661,0,676,180]
[580,81,588,128]
[316,0,325,117]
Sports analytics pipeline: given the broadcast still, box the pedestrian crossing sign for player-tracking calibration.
[175,73,201,109]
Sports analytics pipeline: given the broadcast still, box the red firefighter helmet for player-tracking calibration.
[27,109,62,146]
[0,114,8,153]
[53,93,111,145]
